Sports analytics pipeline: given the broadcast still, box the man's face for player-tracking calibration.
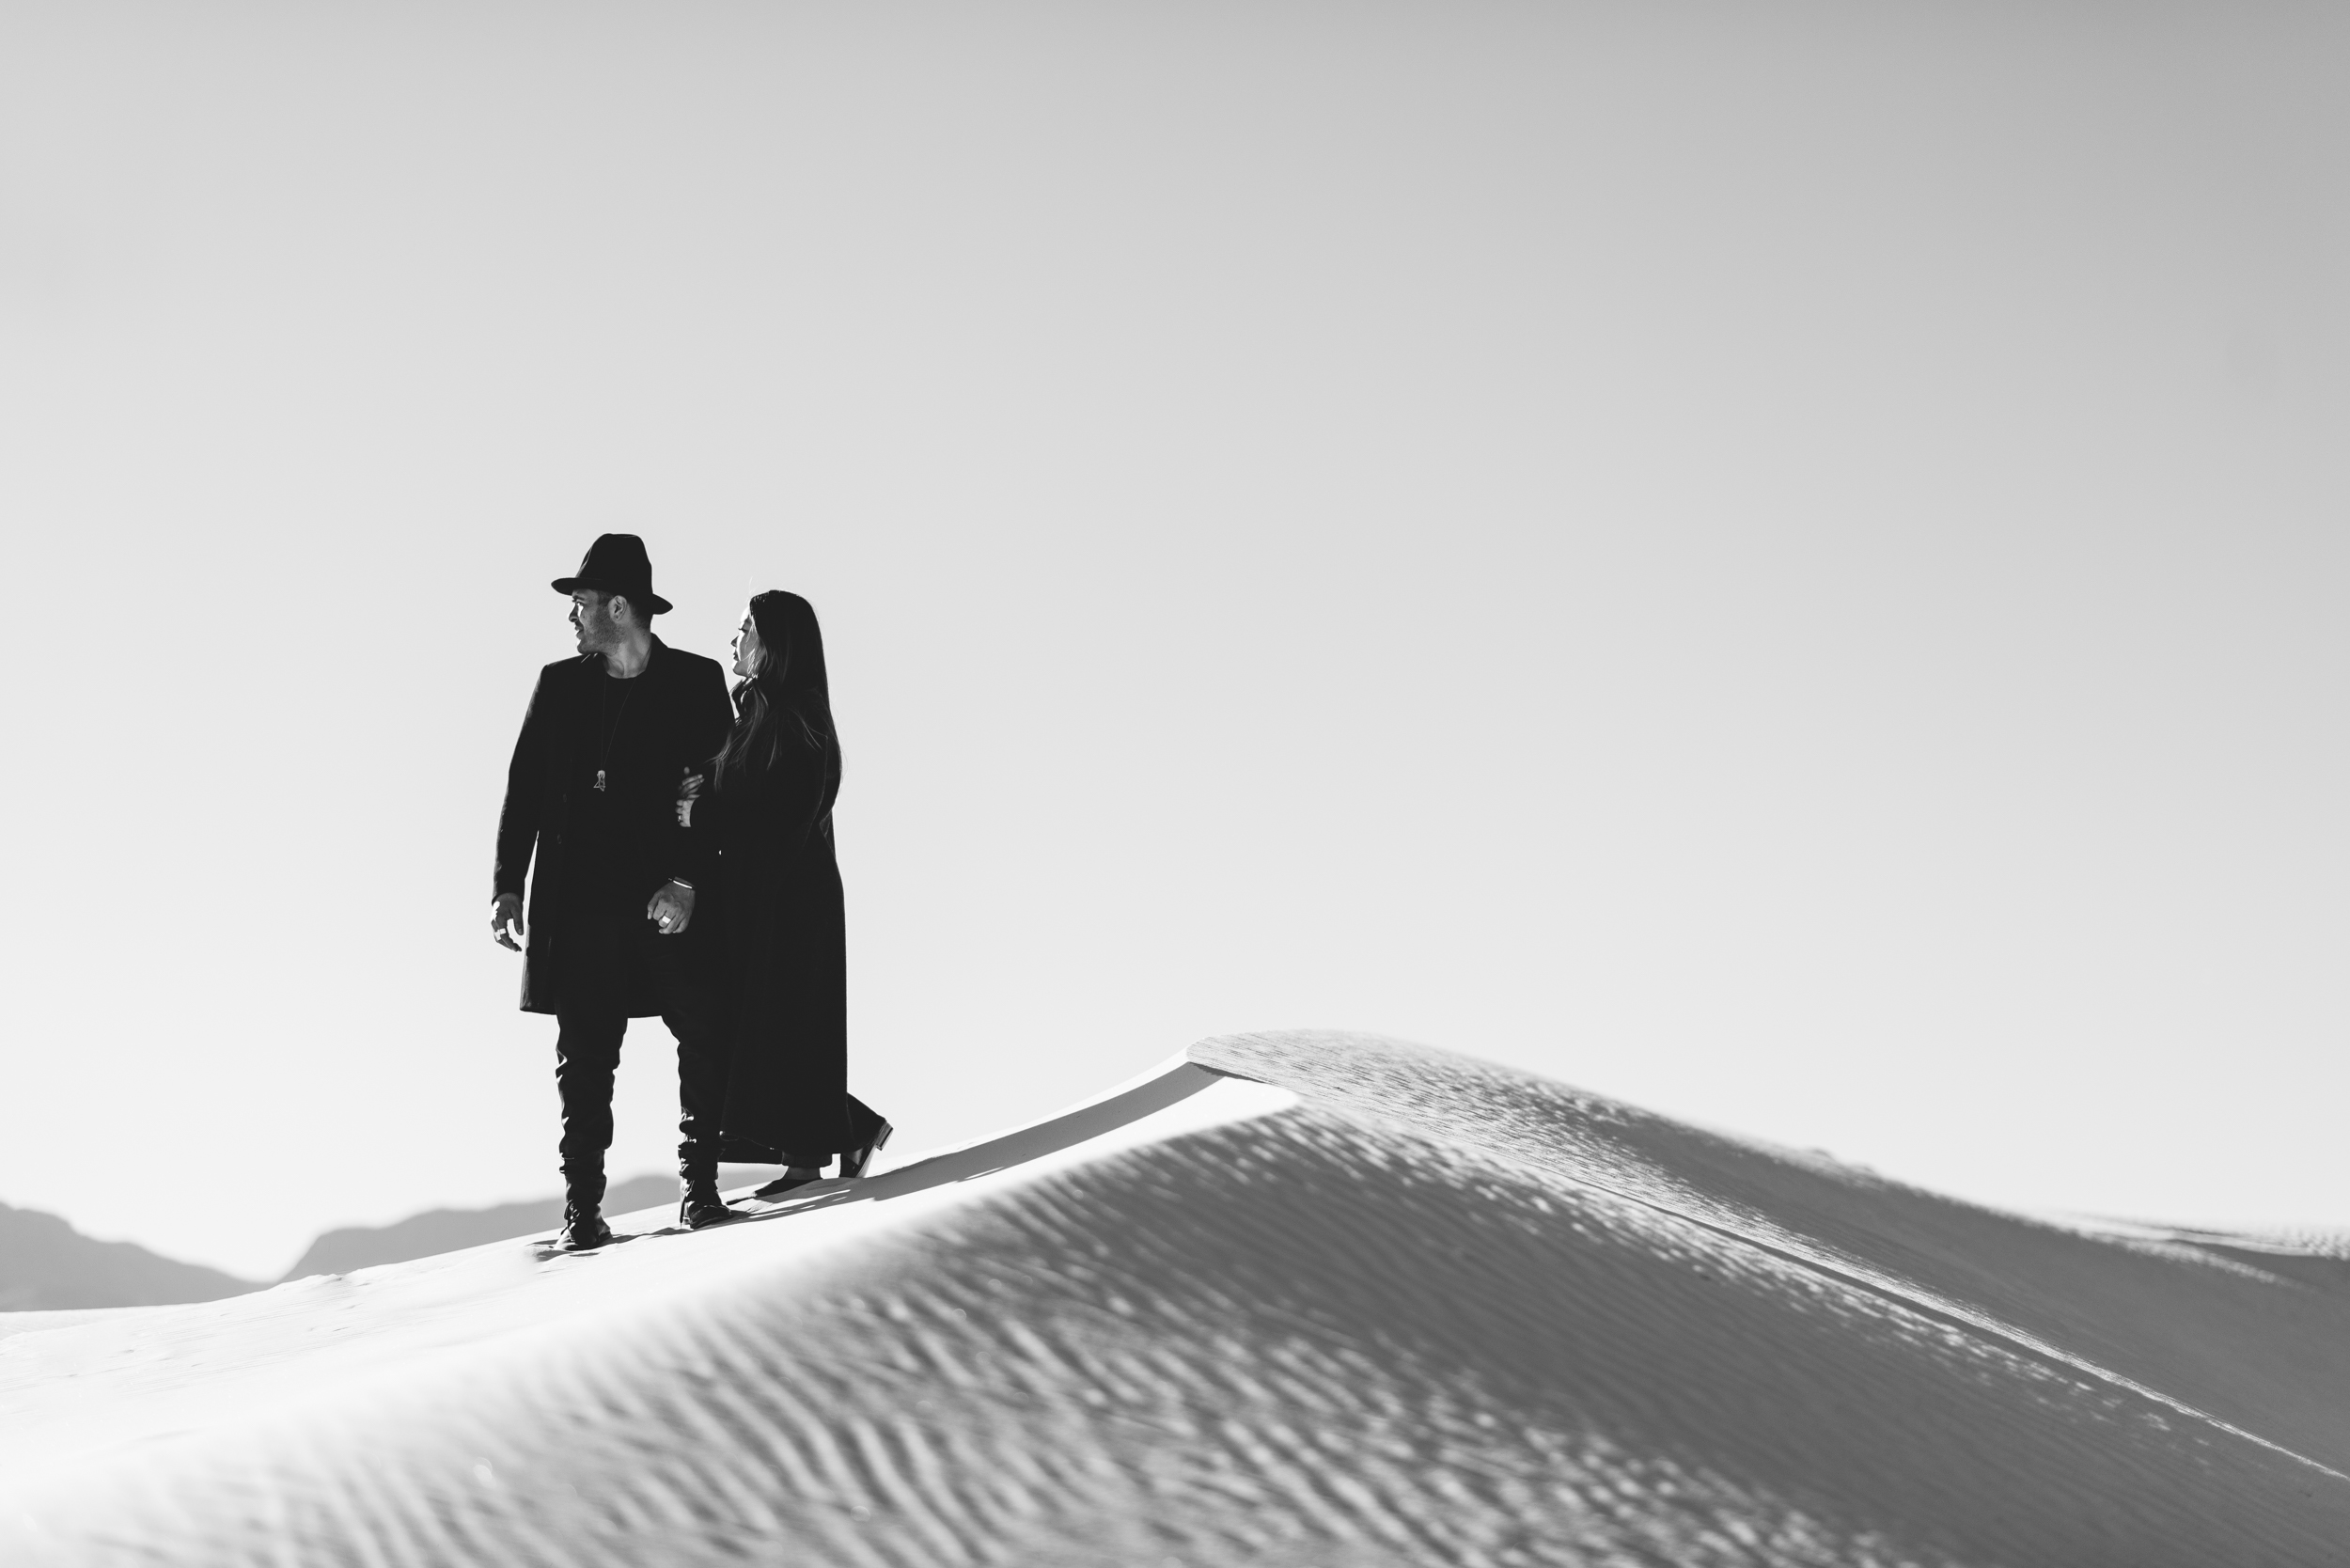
[570,590,617,654]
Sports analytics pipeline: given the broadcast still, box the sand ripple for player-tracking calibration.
[7,1032,2350,1565]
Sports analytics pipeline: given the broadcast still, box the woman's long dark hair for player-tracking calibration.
[713,590,834,792]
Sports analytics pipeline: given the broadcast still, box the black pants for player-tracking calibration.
[555,1004,727,1207]
[550,893,727,1207]
[675,1019,732,1179]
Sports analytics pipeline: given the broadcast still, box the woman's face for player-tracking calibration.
[730,609,761,679]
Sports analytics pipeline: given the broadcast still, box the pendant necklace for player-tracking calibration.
[594,668,638,792]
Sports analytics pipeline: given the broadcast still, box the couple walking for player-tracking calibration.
[491,534,888,1250]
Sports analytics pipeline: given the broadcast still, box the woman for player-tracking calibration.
[674,590,889,1228]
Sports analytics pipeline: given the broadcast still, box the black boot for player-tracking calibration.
[679,1160,730,1230]
[558,1162,613,1249]
[560,1200,614,1250]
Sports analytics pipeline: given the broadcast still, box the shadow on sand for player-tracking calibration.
[715,1059,1240,1229]
[532,1059,1245,1259]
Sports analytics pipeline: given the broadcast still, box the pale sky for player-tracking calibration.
[4,0,2344,1279]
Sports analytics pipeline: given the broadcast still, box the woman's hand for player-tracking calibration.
[676,797,695,827]
[676,768,705,826]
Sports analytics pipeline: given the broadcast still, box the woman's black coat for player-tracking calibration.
[695,692,854,1159]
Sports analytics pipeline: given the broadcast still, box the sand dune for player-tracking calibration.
[5,1031,2349,1565]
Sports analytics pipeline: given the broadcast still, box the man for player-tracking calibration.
[491,534,735,1249]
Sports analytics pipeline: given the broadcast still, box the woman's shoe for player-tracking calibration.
[839,1121,894,1180]
[680,1181,731,1230]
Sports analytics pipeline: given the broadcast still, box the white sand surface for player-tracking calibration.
[7,1031,2350,1565]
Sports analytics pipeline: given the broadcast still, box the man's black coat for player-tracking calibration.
[494,637,734,1016]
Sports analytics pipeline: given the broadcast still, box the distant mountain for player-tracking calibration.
[278,1174,678,1281]
[0,1174,689,1310]
[0,1202,260,1310]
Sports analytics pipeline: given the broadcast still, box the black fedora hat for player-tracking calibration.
[552,533,673,617]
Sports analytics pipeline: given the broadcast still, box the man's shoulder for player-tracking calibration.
[654,642,728,685]
[533,653,595,687]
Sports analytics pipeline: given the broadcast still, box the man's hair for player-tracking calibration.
[585,588,656,625]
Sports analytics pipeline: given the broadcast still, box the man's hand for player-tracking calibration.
[647,880,696,936]
[491,893,525,951]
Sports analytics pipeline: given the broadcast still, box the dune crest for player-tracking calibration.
[5,1032,2349,1565]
